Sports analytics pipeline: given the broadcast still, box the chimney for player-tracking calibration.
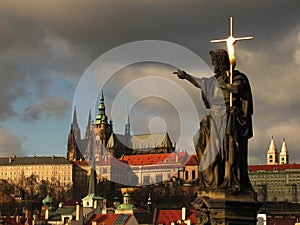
[16,215,20,224]
[75,202,80,221]
[175,154,179,163]
[25,209,31,219]
[182,206,186,221]
[45,209,49,220]
[32,215,37,225]
[58,202,64,208]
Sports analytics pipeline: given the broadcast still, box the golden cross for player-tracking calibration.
[210,16,253,107]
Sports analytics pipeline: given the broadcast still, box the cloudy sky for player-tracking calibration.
[0,0,300,165]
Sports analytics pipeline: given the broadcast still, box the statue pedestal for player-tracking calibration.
[192,189,261,225]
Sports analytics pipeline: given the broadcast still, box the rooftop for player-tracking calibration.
[107,132,173,150]
[0,156,71,166]
[120,152,188,166]
[86,214,132,225]
[185,155,198,166]
[249,163,300,172]
[156,209,197,225]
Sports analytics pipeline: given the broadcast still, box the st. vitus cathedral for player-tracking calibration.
[67,91,175,161]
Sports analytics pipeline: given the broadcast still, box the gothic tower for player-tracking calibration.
[279,138,289,164]
[85,109,92,139]
[67,107,83,161]
[84,91,113,161]
[267,136,278,165]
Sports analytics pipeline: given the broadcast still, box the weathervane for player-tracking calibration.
[211,16,253,107]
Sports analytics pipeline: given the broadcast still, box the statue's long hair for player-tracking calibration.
[209,49,230,74]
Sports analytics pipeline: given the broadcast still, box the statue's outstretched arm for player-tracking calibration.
[173,69,201,89]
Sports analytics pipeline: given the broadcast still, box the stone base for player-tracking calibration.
[192,189,261,225]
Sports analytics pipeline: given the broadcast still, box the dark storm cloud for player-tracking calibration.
[23,96,71,122]
[0,129,26,157]
[0,0,300,163]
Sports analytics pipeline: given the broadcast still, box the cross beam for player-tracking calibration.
[210,17,253,107]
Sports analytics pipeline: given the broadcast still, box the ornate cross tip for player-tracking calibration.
[210,16,253,108]
[210,17,253,65]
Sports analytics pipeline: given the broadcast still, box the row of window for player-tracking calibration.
[1,165,71,169]
[0,175,72,183]
[1,170,71,176]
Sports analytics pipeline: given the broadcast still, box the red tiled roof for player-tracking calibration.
[267,218,297,225]
[185,155,198,166]
[73,157,130,167]
[156,209,197,225]
[86,214,131,225]
[120,152,188,166]
[1,217,34,225]
[248,164,300,172]
[73,160,89,166]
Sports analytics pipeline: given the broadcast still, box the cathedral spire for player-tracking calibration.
[67,106,83,161]
[267,136,278,165]
[88,159,97,195]
[95,90,108,125]
[280,138,289,164]
[85,109,92,138]
[71,106,81,141]
[125,109,131,136]
[73,106,78,126]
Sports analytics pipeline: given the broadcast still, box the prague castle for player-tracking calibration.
[1,90,300,205]
[67,90,175,161]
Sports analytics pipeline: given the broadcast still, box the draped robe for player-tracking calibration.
[193,70,253,191]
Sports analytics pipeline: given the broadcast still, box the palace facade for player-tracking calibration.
[248,137,300,202]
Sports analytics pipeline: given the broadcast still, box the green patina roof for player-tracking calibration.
[124,193,130,198]
[42,194,53,205]
[82,193,103,201]
[117,203,137,211]
[95,114,108,125]
[47,206,76,221]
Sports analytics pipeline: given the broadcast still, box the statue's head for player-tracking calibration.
[209,49,230,73]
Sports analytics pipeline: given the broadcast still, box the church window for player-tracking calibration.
[192,170,196,180]
[185,171,189,180]
[143,175,150,185]
[156,174,163,183]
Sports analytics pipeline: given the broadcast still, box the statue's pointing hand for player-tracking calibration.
[173,69,187,79]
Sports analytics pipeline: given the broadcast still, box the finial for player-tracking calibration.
[73,106,78,124]
[147,192,152,213]
[100,89,104,101]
